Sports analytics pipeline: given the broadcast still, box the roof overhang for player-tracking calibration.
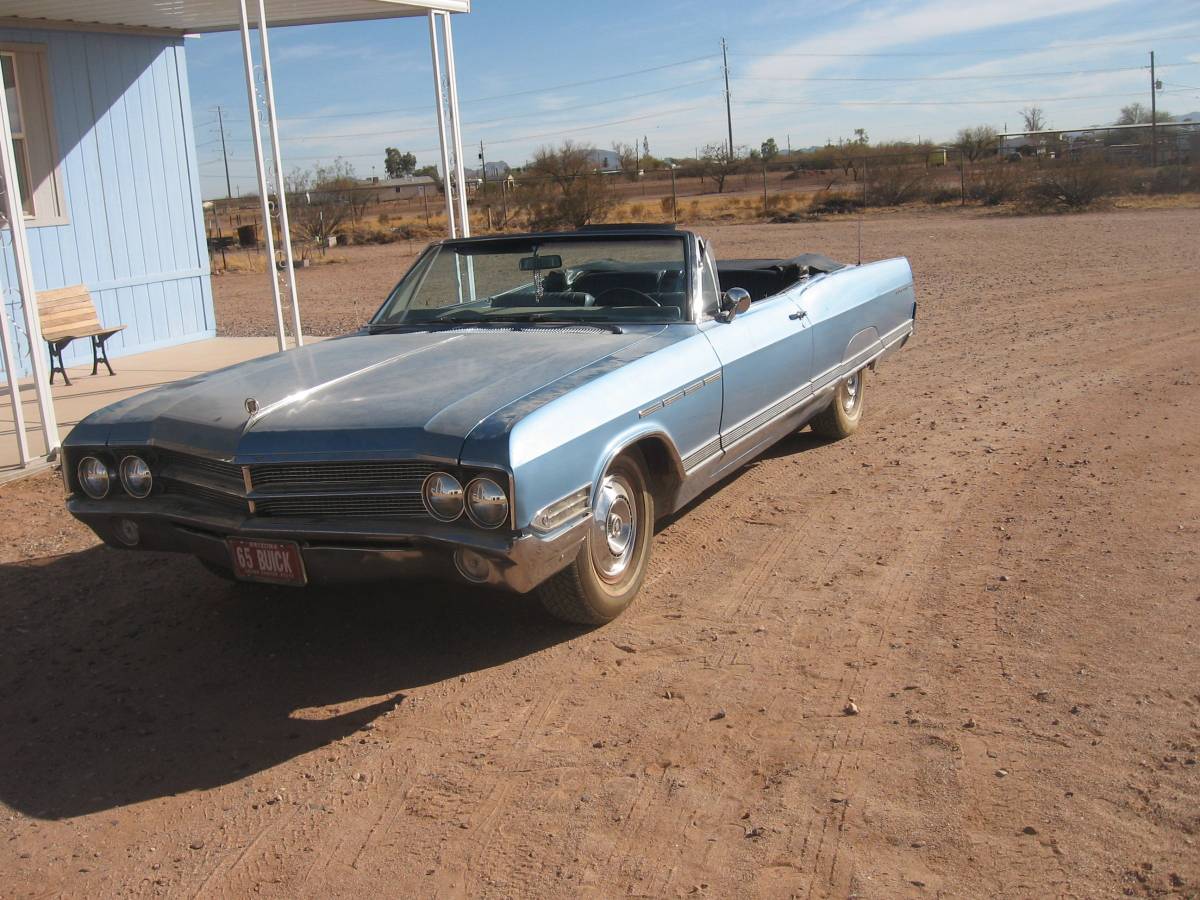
[0,0,469,35]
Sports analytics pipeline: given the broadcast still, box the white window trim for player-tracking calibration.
[0,41,67,228]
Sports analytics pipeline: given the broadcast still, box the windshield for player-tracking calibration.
[372,237,689,326]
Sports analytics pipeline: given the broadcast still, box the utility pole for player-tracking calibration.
[1150,50,1158,167]
[478,139,487,187]
[721,37,734,159]
[216,105,233,200]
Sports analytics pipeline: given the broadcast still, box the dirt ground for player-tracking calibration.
[2,207,1198,898]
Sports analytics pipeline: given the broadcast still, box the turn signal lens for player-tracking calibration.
[465,477,509,529]
[422,471,464,522]
[77,456,112,499]
[119,456,154,498]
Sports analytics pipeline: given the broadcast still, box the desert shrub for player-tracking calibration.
[925,184,960,204]
[628,202,646,219]
[966,163,1028,205]
[1023,159,1118,211]
[1126,164,1200,195]
[687,200,700,219]
[377,212,391,226]
[514,141,617,229]
[808,190,864,214]
[659,196,674,215]
[863,162,928,206]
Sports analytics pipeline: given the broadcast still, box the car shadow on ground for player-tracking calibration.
[0,546,584,820]
[657,428,833,531]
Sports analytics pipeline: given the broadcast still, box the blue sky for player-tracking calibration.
[185,0,1200,198]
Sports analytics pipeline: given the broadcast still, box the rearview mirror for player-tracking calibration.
[519,254,563,272]
[718,287,751,322]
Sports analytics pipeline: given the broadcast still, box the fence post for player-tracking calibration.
[959,150,966,206]
[670,166,678,224]
[762,162,768,209]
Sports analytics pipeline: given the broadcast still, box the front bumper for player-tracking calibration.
[68,495,587,594]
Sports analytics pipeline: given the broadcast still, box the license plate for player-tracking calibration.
[227,538,307,586]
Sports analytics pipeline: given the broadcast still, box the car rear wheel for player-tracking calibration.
[810,368,866,439]
[536,452,654,625]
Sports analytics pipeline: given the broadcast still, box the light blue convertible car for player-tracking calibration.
[64,225,915,624]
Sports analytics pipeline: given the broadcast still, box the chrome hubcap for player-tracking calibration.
[842,371,861,413]
[591,474,637,583]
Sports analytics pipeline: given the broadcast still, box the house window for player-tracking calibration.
[0,44,64,226]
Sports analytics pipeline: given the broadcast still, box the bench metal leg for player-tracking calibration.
[92,335,115,376]
[47,340,71,387]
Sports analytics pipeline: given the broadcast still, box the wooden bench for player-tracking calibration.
[37,285,126,386]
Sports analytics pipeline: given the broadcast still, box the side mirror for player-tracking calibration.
[717,287,751,322]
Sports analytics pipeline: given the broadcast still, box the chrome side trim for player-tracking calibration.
[721,380,813,447]
[638,370,721,419]
[638,401,663,419]
[682,437,722,472]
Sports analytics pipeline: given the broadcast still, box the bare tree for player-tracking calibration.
[1117,102,1172,125]
[955,125,999,162]
[516,141,616,229]
[285,159,363,248]
[1020,106,1047,133]
[699,142,743,193]
[611,141,640,181]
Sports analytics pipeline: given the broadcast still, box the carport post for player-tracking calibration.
[440,12,470,238]
[0,287,30,466]
[254,0,303,347]
[0,74,58,459]
[427,11,458,238]
[237,0,288,353]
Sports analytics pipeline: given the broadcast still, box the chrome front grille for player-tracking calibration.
[158,449,242,486]
[254,495,428,518]
[157,451,433,520]
[249,460,435,489]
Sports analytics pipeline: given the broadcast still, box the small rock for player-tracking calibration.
[709,710,727,721]
[910,840,926,849]
[614,643,637,654]
[995,768,1009,778]
[963,717,977,729]
[843,701,860,716]
[352,772,367,783]
[188,840,204,850]
[1022,825,1038,835]
[743,825,764,838]
[999,575,1010,582]
[1035,690,1051,702]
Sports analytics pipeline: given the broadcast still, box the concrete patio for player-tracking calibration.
[1,337,317,481]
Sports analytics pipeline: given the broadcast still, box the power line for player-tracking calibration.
[212,53,721,123]
[735,33,1200,58]
[733,62,1199,83]
[205,78,722,145]
[737,87,1194,108]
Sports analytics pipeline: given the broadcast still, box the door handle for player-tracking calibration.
[789,310,807,321]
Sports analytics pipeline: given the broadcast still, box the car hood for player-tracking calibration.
[79,327,664,461]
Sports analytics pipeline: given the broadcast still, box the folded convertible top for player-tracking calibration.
[716,253,846,275]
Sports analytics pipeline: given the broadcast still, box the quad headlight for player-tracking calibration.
[77,456,113,499]
[119,455,154,498]
[465,477,509,529]
[422,471,464,522]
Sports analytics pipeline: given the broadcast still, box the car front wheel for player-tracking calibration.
[536,451,654,625]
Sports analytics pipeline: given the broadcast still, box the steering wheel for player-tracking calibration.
[594,287,661,307]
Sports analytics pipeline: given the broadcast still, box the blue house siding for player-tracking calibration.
[0,26,213,380]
